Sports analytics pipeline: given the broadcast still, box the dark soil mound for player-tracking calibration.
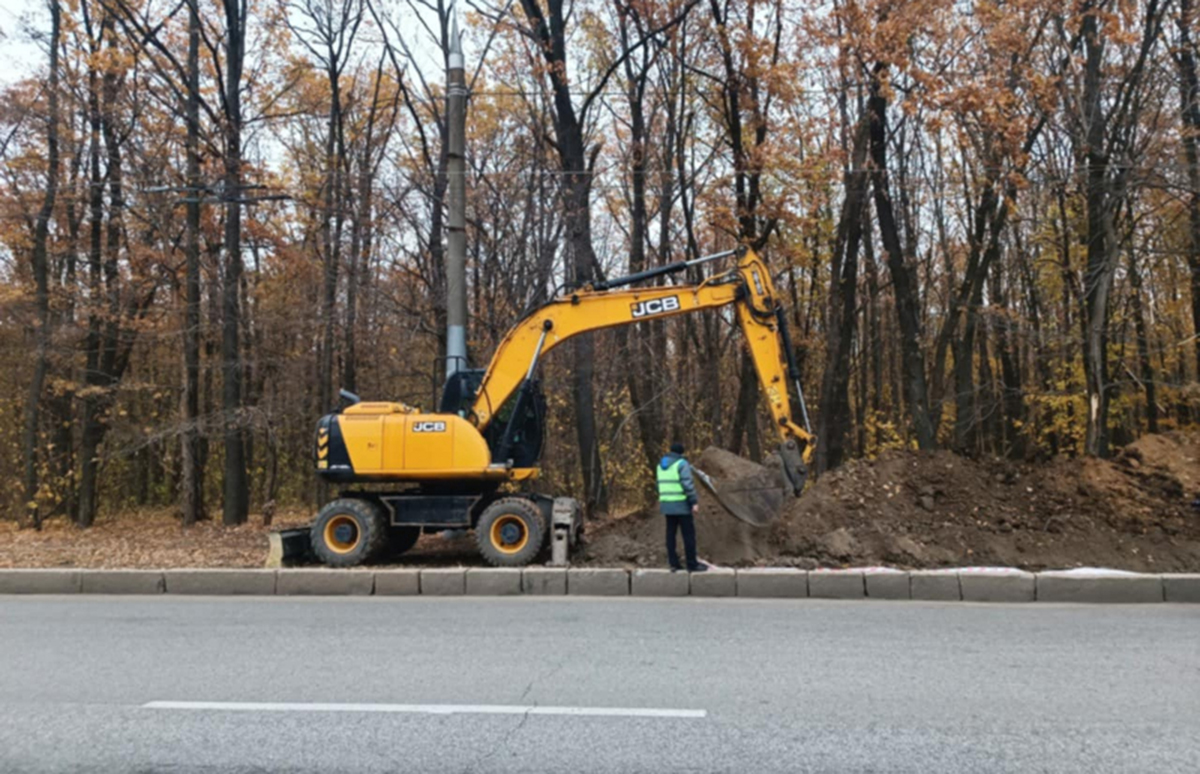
[580,433,1200,572]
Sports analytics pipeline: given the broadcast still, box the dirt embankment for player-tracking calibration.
[580,432,1200,572]
[3,432,1198,571]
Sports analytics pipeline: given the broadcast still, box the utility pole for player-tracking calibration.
[445,8,469,379]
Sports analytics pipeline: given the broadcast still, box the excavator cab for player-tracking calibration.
[482,384,546,468]
[439,368,546,468]
[439,368,485,415]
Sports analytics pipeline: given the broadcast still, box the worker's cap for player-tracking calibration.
[670,442,685,454]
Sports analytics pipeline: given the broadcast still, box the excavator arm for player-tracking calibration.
[469,248,815,494]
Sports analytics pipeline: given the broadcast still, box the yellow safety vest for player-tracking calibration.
[656,459,687,503]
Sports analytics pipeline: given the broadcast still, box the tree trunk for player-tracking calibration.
[77,26,129,529]
[816,115,869,474]
[728,351,763,463]
[1082,7,1113,458]
[181,0,204,525]
[23,0,61,528]
[222,0,249,524]
[867,63,935,450]
[1128,248,1158,433]
[620,47,665,474]
[517,0,607,511]
[1178,0,1200,376]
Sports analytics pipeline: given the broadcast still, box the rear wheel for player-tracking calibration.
[475,497,544,567]
[312,498,388,567]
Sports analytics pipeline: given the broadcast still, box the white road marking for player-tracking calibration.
[143,701,706,719]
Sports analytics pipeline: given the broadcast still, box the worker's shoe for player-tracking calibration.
[669,565,683,573]
[688,563,709,573]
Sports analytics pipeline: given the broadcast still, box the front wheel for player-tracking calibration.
[475,497,545,567]
[311,498,388,567]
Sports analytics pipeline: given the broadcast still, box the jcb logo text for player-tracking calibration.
[630,296,681,319]
[413,421,447,433]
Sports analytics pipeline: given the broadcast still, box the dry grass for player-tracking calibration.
[0,507,490,568]
[0,508,312,569]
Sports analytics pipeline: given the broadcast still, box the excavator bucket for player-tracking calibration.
[693,443,807,527]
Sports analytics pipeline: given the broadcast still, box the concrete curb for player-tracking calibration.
[632,569,688,597]
[374,570,420,596]
[164,569,276,595]
[809,569,865,599]
[0,567,1195,602]
[736,568,807,598]
[465,568,522,596]
[1163,574,1200,603]
[1037,571,1163,604]
[689,567,736,597]
[911,570,962,601]
[568,568,629,596]
[420,568,466,596]
[276,569,374,596]
[960,570,1035,603]
[864,569,910,600]
[81,570,164,594]
[521,567,566,595]
[0,569,80,594]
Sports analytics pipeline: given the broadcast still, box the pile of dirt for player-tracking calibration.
[5,432,1198,572]
[580,432,1200,572]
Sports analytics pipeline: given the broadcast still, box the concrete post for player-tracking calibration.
[445,12,468,379]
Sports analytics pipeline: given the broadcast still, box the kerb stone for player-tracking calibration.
[0,569,80,594]
[809,570,865,599]
[522,567,566,595]
[81,570,165,594]
[736,568,807,598]
[1163,574,1200,603]
[1036,572,1162,603]
[420,568,466,596]
[568,568,629,596]
[911,571,961,601]
[959,570,1035,603]
[689,568,736,597]
[632,569,688,597]
[466,568,522,596]
[164,569,276,595]
[275,570,373,595]
[864,570,910,600]
[374,570,420,596]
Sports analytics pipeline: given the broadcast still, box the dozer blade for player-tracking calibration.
[693,442,807,527]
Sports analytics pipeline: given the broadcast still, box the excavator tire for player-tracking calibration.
[475,497,545,567]
[312,498,389,567]
[387,526,422,558]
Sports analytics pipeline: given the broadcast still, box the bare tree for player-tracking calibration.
[22,0,62,528]
[1176,0,1200,374]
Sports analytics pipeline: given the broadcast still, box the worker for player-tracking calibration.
[656,442,708,573]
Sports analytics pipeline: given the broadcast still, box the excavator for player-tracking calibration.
[309,246,815,567]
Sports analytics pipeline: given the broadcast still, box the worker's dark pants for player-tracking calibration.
[665,513,698,570]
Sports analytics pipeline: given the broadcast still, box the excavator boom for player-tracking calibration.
[467,247,815,516]
[307,247,816,569]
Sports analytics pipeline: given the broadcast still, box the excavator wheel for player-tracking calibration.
[387,526,422,558]
[311,498,389,567]
[475,497,545,567]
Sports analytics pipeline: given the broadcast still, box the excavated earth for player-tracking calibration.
[578,432,1200,572]
[3,432,1198,572]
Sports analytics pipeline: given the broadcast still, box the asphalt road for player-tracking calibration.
[0,597,1197,773]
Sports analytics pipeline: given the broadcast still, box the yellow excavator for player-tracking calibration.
[309,247,815,567]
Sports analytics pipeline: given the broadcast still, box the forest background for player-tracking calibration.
[2,0,1200,529]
